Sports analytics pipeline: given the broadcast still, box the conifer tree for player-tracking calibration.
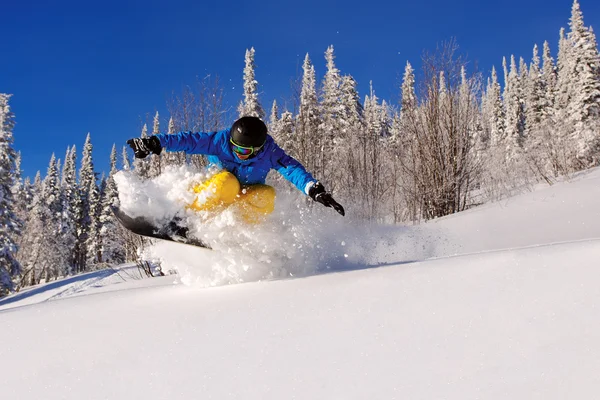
[168,115,175,134]
[556,27,573,115]
[295,54,320,173]
[61,146,78,275]
[238,47,265,119]
[86,173,101,266]
[319,45,343,185]
[75,133,96,271]
[358,84,390,220]
[502,57,509,101]
[122,146,131,170]
[269,100,280,141]
[99,145,125,264]
[525,45,546,136]
[134,124,150,179]
[0,94,21,295]
[565,0,600,164]
[42,154,69,279]
[335,74,364,196]
[163,116,184,166]
[488,67,506,146]
[277,111,294,152]
[399,62,417,135]
[542,41,558,111]
[19,171,47,286]
[12,151,29,225]
[339,75,363,138]
[150,111,162,177]
[504,55,526,160]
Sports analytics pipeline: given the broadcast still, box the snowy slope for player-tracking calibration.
[430,168,600,254]
[1,168,600,399]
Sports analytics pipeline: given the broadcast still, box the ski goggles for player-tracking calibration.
[230,138,264,156]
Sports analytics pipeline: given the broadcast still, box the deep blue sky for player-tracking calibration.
[2,0,599,178]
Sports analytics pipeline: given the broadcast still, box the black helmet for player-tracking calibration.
[230,116,267,147]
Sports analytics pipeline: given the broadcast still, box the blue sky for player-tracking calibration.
[2,0,599,178]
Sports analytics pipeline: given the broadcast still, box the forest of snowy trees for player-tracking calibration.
[1,0,599,296]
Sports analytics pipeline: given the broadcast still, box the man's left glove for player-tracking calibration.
[308,182,345,216]
[126,136,162,159]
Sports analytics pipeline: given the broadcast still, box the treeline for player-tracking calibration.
[1,0,598,295]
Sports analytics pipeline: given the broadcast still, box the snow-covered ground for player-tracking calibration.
[2,168,600,399]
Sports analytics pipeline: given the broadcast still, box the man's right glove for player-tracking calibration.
[126,136,162,159]
[308,182,345,216]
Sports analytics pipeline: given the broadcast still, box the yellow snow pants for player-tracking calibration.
[188,171,276,224]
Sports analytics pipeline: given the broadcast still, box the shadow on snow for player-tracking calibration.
[0,269,117,309]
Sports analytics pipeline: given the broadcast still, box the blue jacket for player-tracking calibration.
[156,129,316,194]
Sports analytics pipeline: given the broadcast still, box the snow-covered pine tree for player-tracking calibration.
[19,155,67,285]
[75,133,96,272]
[0,94,21,295]
[42,154,70,280]
[318,45,344,187]
[385,62,418,221]
[525,45,546,137]
[17,175,33,223]
[295,54,321,174]
[399,62,417,136]
[11,151,29,226]
[162,115,185,167]
[459,65,483,159]
[439,71,448,100]
[86,171,102,266]
[565,0,600,165]
[122,146,131,170]
[522,44,557,182]
[266,109,295,189]
[134,124,151,179]
[504,55,526,162]
[168,116,175,133]
[488,67,506,147]
[502,56,510,101]
[147,111,162,177]
[60,146,78,275]
[18,170,47,286]
[357,83,390,221]
[556,28,573,116]
[269,100,280,141]
[519,56,530,136]
[99,145,125,264]
[278,111,294,152]
[542,41,558,112]
[335,74,364,200]
[11,151,23,201]
[238,47,265,119]
[394,61,420,222]
[339,75,363,137]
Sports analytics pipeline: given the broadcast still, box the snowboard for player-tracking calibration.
[111,206,211,249]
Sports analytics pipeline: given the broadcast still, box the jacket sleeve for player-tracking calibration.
[271,145,316,194]
[155,131,222,155]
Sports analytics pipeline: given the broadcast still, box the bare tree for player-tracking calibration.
[400,41,482,220]
[166,75,231,170]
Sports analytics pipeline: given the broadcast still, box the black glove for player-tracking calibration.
[126,136,162,159]
[308,182,345,216]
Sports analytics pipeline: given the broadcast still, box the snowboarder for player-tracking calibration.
[127,116,344,223]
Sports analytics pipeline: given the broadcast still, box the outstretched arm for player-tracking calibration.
[126,130,223,158]
[272,148,345,216]
[155,131,221,155]
[273,151,316,194]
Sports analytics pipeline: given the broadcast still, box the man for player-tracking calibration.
[127,116,344,223]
